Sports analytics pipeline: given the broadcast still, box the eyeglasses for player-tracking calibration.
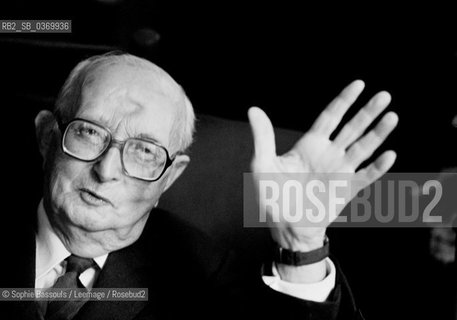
[57,118,174,182]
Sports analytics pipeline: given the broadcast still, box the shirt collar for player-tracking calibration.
[35,200,108,281]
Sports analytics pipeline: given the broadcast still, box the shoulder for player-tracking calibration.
[140,208,215,250]
[131,208,230,280]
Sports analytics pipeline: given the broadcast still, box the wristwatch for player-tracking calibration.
[273,236,329,266]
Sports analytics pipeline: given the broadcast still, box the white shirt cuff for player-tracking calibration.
[261,258,336,302]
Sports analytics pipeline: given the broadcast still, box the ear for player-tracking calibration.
[35,110,57,162]
[163,154,190,193]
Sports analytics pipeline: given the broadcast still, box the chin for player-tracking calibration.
[68,227,142,257]
[69,209,114,232]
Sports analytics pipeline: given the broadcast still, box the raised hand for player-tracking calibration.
[248,80,399,252]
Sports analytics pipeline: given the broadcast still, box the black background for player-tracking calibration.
[1,1,456,319]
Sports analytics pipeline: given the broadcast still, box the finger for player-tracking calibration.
[354,150,397,190]
[248,106,276,159]
[346,112,399,168]
[334,91,391,149]
[310,80,365,137]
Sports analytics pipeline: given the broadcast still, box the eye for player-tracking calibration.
[138,145,151,154]
[135,145,156,158]
[80,127,100,137]
[86,128,97,135]
[127,141,164,164]
[69,122,106,144]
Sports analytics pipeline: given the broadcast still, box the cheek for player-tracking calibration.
[45,151,168,230]
[120,179,167,213]
[47,158,89,205]
[88,180,166,231]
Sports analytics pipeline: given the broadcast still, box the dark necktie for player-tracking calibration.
[45,255,96,320]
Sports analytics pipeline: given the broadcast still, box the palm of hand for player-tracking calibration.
[248,80,398,250]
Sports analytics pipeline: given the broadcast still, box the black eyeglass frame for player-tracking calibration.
[56,117,175,182]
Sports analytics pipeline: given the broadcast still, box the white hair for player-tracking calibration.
[54,51,195,154]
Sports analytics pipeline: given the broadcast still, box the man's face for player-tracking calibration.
[39,64,187,257]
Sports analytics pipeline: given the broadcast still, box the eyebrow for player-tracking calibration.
[123,121,166,145]
[134,133,162,145]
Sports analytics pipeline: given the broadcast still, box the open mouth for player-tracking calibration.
[80,188,113,206]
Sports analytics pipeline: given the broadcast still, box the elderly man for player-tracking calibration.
[0,52,398,319]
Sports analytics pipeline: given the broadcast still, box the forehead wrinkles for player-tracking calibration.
[79,65,178,145]
[100,84,141,113]
[79,91,133,124]
[96,108,154,140]
[122,100,178,144]
[96,99,175,147]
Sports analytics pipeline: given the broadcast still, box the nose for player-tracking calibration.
[92,147,123,183]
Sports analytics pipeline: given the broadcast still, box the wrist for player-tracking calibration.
[295,236,325,252]
[275,234,326,252]
[273,236,329,266]
[274,232,326,252]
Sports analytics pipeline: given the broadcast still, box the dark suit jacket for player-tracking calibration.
[0,205,363,320]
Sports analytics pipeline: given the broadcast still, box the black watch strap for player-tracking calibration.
[273,236,329,266]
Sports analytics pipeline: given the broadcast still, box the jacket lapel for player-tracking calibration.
[73,239,153,320]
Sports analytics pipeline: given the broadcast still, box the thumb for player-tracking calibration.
[248,107,276,159]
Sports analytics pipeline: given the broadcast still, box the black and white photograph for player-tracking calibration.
[0,2,456,319]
